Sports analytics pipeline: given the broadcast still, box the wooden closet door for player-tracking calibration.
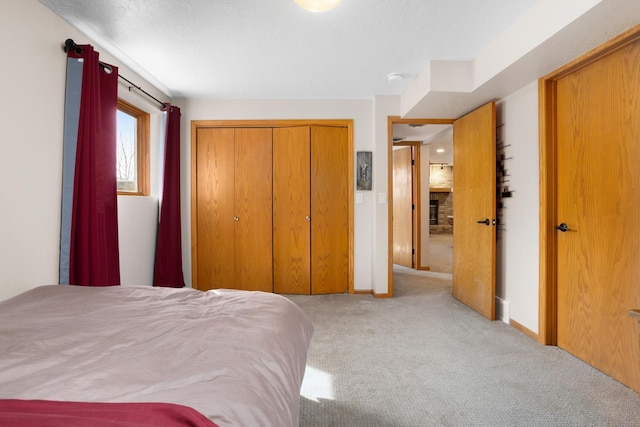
[194,128,235,291]
[273,127,311,294]
[311,126,349,294]
[234,128,273,292]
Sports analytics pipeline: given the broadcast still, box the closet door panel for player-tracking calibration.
[273,126,311,294]
[311,126,349,294]
[194,128,235,291]
[234,128,273,292]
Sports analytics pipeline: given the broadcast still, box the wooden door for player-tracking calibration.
[555,39,640,390]
[452,102,496,320]
[194,128,235,291]
[393,146,414,267]
[234,128,273,292]
[273,126,311,294]
[311,126,349,294]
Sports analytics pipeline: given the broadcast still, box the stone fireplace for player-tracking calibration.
[429,164,453,234]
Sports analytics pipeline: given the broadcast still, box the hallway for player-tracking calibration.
[428,233,453,275]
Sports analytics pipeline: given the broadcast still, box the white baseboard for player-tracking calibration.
[495,297,510,324]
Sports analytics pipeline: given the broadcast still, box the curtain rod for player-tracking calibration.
[63,38,168,110]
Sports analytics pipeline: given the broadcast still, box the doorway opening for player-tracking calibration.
[388,116,455,296]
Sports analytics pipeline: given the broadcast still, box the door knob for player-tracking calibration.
[233,216,239,222]
[476,218,490,226]
[555,223,570,232]
[305,216,311,221]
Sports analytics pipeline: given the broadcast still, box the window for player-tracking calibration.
[117,99,150,195]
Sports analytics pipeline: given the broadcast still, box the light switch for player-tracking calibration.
[378,192,387,204]
[355,193,364,204]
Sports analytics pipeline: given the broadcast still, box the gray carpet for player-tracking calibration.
[286,267,640,426]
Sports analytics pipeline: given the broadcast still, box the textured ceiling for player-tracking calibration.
[394,123,453,164]
[38,0,640,164]
[39,0,537,100]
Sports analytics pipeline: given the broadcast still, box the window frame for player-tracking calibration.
[117,99,150,196]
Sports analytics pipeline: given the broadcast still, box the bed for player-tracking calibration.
[0,285,314,426]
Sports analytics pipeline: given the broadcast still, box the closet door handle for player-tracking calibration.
[233,216,239,222]
[305,216,311,221]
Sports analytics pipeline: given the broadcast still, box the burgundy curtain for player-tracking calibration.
[60,45,121,286]
[153,105,185,287]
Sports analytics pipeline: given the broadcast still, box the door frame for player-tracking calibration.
[392,141,421,269]
[387,116,455,297]
[538,25,640,345]
[191,119,355,294]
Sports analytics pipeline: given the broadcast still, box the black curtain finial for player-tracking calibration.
[63,38,83,55]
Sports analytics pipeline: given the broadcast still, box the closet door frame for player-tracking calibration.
[191,119,355,294]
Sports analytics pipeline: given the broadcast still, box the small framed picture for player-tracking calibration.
[357,151,372,191]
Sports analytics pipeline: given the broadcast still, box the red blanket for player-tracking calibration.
[0,399,219,427]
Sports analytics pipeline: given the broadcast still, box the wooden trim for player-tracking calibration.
[389,117,456,126]
[373,291,393,298]
[413,145,422,270]
[191,119,353,128]
[190,121,199,287]
[387,117,395,297]
[117,99,150,196]
[393,140,422,146]
[429,187,451,193]
[388,116,456,297]
[510,319,539,342]
[347,121,355,294]
[137,112,150,196]
[392,141,424,270]
[542,24,640,81]
[191,119,354,295]
[538,24,640,346]
[538,78,557,346]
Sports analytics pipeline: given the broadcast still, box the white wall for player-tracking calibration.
[117,196,159,286]
[495,81,540,332]
[372,96,401,295]
[177,98,380,292]
[0,0,167,301]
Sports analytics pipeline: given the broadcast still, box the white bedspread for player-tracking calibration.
[0,285,313,427]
